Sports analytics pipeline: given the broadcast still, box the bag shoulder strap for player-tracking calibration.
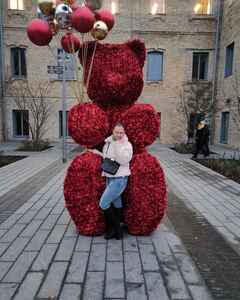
[105,142,110,155]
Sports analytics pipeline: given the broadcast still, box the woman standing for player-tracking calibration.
[89,123,133,239]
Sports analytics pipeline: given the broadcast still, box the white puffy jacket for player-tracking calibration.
[102,135,133,177]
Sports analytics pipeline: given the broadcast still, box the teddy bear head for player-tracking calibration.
[79,39,146,108]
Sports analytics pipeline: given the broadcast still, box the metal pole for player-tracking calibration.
[210,0,223,144]
[0,0,6,141]
[61,50,67,163]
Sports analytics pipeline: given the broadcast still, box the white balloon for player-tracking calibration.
[55,4,72,29]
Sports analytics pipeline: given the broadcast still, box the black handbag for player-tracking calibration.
[101,143,120,175]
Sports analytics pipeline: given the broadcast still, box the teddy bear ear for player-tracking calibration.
[127,39,146,67]
[78,41,98,65]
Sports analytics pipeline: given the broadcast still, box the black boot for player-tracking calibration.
[104,206,123,240]
[103,209,115,240]
[112,206,124,223]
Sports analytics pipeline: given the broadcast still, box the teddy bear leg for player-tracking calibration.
[123,152,167,235]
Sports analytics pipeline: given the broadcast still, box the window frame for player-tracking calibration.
[9,0,24,10]
[59,110,70,138]
[225,42,234,78]
[10,47,27,79]
[12,109,29,138]
[194,0,212,15]
[146,50,164,82]
[150,0,166,15]
[104,0,120,14]
[192,52,209,81]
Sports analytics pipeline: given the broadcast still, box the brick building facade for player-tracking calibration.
[0,0,239,147]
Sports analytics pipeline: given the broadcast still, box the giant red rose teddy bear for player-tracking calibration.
[64,39,167,236]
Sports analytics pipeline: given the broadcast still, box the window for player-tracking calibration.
[13,110,29,137]
[57,49,75,81]
[192,52,209,81]
[11,47,27,78]
[59,111,70,137]
[225,42,234,77]
[147,51,163,81]
[150,0,165,15]
[194,0,212,14]
[9,0,24,10]
[220,112,230,144]
[104,0,119,14]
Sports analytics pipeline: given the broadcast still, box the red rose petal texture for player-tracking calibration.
[64,152,106,235]
[68,103,109,148]
[124,152,167,235]
[121,104,160,152]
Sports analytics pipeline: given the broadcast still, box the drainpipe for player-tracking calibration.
[210,0,224,145]
[0,0,6,141]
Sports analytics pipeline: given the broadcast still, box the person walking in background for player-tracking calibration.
[192,120,210,159]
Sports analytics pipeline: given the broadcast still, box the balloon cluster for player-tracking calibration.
[27,0,115,51]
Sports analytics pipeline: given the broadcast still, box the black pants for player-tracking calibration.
[194,141,210,158]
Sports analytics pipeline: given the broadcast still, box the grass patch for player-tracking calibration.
[194,159,240,184]
[17,140,52,152]
[0,155,27,168]
[172,143,194,154]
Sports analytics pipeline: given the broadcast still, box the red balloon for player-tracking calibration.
[95,9,115,31]
[27,19,52,46]
[71,7,95,33]
[61,32,80,53]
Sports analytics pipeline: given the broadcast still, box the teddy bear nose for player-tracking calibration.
[106,73,125,88]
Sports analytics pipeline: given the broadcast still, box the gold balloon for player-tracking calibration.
[63,0,75,5]
[91,21,108,41]
[38,0,55,16]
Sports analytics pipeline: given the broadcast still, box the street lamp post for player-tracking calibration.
[61,50,67,163]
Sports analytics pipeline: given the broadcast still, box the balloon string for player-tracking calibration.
[48,44,58,61]
[69,35,81,103]
[86,40,97,94]
[83,36,89,101]
[80,33,85,102]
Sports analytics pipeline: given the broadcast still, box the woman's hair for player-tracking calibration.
[114,122,125,129]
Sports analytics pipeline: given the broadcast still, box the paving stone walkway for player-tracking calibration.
[0,142,77,198]
[149,144,240,255]
[0,151,212,300]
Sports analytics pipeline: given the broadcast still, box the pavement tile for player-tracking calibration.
[25,229,50,251]
[126,283,147,300]
[138,243,160,271]
[0,283,18,300]
[2,251,38,283]
[145,272,170,300]
[13,272,44,300]
[0,237,30,261]
[54,237,77,261]
[31,243,58,271]
[124,252,144,283]
[37,261,68,299]
[82,272,104,300]
[66,252,89,283]
[105,261,125,298]
[59,283,82,300]
[88,243,106,271]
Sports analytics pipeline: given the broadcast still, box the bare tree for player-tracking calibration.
[177,82,213,143]
[7,81,53,148]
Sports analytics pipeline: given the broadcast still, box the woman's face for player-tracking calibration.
[113,126,125,141]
